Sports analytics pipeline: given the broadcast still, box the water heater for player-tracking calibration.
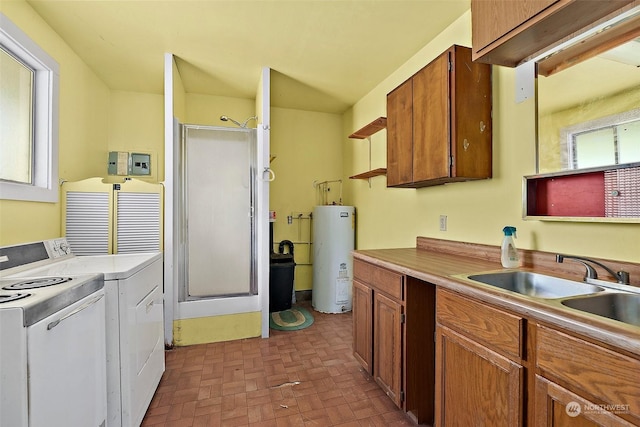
[312,205,355,313]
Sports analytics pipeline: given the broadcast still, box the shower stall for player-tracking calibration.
[178,124,257,301]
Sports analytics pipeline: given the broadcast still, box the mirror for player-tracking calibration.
[527,7,640,222]
[537,39,640,174]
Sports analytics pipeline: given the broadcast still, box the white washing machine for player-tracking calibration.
[8,239,164,427]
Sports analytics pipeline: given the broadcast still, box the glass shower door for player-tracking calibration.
[182,125,256,298]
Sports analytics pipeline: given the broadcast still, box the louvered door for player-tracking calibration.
[63,178,113,254]
[62,178,163,255]
[114,185,162,253]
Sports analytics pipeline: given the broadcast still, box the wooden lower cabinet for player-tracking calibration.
[373,291,403,406]
[352,259,435,425]
[353,259,405,410]
[535,376,635,427]
[353,260,405,409]
[352,279,372,373]
[435,288,525,426]
[435,325,524,427]
[354,259,640,426]
[535,325,640,426]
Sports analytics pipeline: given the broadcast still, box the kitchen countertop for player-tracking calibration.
[353,246,640,356]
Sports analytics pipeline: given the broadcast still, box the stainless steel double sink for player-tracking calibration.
[457,270,640,327]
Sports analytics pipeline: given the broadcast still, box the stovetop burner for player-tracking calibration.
[2,277,71,290]
[0,293,31,303]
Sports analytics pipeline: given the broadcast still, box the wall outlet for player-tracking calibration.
[439,215,447,231]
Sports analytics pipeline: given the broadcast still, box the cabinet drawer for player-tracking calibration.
[537,325,640,420]
[354,260,403,301]
[436,289,524,360]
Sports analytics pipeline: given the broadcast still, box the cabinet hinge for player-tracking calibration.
[400,391,405,402]
[448,60,452,72]
[400,313,406,324]
[449,156,454,167]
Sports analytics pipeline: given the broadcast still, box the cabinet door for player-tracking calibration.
[535,375,635,427]
[536,325,640,425]
[472,0,557,53]
[373,291,403,407]
[435,325,524,427]
[413,50,450,183]
[352,279,373,373]
[471,0,634,66]
[386,79,413,187]
[450,46,492,180]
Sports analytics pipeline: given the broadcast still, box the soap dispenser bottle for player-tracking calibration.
[501,226,519,268]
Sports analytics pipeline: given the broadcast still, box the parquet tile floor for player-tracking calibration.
[141,302,414,426]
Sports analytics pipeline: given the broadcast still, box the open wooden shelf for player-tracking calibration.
[348,117,387,184]
[350,168,387,180]
[349,117,387,139]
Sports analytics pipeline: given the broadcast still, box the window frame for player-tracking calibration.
[0,13,59,203]
[560,108,640,170]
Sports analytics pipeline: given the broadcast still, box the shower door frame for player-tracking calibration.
[178,124,257,302]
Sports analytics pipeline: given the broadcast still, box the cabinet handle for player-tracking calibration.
[47,293,104,330]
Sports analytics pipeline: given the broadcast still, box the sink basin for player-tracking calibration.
[465,271,604,299]
[562,293,640,327]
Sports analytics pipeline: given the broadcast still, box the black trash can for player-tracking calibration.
[269,240,295,312]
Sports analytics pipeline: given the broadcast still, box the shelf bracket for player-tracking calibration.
[367,136,372,188]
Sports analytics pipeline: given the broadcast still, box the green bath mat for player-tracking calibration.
[270,306,314,331]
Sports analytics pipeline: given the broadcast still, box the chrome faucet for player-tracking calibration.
[556,254,630,285]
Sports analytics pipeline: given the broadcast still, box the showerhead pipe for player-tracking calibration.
[241,116,258,127]
[219,115,258,128]
[220,115,243,127]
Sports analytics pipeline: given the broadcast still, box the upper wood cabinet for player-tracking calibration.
[471,0,635,66]
[386,45,492,188]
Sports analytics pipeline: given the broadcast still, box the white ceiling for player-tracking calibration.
[26,0,470,113]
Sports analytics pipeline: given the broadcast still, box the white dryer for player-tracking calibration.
[9,240,164,427]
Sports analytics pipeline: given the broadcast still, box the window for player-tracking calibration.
[560,108,640,170]
[0,13,59,202]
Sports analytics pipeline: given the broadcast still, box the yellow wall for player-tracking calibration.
[108,91,164,182]
[344,11,639,263]
[185,93,255,126]
[173,312,261,346]
[270,107,344,291]
[0,0,110,246]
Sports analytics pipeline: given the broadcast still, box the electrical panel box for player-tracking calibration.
[108,151,129,175]
[130,153,151,176]
[108,152,151,176]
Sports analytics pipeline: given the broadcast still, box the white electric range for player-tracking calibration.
[0,242,107,427]
[2,238,164,427]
